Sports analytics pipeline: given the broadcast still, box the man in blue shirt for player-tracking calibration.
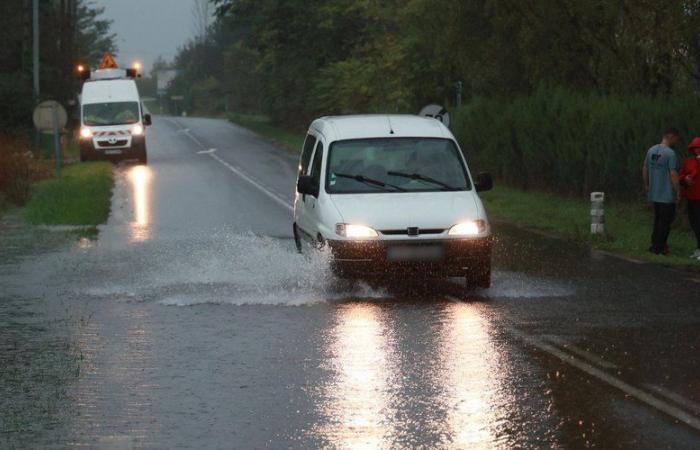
[643,127,681,255]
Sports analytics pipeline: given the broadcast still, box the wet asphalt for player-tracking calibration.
[1,116,700,449]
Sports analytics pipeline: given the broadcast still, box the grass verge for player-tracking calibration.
[481,186,698,267]
[24,162,113,226]
[228,113,304,154]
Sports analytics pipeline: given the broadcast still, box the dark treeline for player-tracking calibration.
[170,0,700,128]
[168,1,700,196]
[0,0,115,134]
[0,1,115,207]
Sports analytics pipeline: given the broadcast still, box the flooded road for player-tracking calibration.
[2,117,700,448]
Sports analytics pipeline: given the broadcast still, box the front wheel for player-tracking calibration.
[467,259,491,289]
[136,146,148,165]
[293,223,302,254]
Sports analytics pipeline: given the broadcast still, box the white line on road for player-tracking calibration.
[168,118,294,213]
[443,295,700,431]
[209,152,293,213]
[541,334,618,369]
[513,327,700,431]
[643,383,700,416]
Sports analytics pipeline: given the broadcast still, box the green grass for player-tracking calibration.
[24,162,114,226]
[228,113,304,154]
[481,186,698,267]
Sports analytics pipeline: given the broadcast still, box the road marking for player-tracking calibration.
[169,118,294,213]
[643,383,700,416]
[209,152,293,212]
[541,335,618,369]
[512,328,700,431]
[443,295,700,431]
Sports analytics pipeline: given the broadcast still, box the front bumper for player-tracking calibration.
[327,237,492,278]
[80,136,145,161]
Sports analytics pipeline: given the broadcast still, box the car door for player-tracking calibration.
[303,139,325,242]
[295,133,318,240]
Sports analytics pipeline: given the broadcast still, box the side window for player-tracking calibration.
[310,141,324,186]
[300,134,317,175]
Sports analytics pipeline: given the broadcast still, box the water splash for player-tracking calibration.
[479,271,574,299]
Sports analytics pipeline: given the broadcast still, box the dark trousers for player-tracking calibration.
[651,202,676,254]
[688,199,700,250]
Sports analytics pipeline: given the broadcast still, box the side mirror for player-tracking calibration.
[475,172,493,192]
[143,114,152,126]
[297,175,319,197]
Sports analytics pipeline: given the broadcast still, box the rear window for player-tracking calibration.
[326,138,470,194]
[83,101,140,126]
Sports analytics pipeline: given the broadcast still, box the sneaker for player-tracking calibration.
[691,249,700,259]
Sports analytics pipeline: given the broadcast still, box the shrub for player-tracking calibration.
[452,87,700,198]
[0,136,51,206]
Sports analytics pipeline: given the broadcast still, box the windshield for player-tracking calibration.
[83,102,140,126]
[326,138,470,194]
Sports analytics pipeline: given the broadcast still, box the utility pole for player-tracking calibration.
[32,0,40,101]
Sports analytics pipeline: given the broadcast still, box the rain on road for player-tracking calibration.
[2,117,700,449]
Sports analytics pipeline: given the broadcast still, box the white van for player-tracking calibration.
[293,115,494,287]
[78,69,151,164]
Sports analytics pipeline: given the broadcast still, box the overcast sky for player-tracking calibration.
[91,0,201,74]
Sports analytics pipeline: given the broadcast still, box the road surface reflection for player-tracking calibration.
[439,302,507,448]
[129,165,152,242]
[320,303,393,449]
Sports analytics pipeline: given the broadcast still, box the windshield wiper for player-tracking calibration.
[387,171,459,191]
[333,172,405,191]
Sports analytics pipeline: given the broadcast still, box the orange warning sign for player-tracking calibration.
[98,52,119,69]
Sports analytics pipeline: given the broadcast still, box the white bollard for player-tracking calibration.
[590,192,605,234]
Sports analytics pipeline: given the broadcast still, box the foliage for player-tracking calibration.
[451,86,700,197]
[0,0,116,133]
[197,0,700,126]
[0,136,52,206]
[228,113,305,153]
[172,1,700,197]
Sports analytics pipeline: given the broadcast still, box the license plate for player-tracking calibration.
[104,149,123,155]
[387,245,444,262]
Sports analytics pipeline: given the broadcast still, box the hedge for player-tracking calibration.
[451,87,700,198]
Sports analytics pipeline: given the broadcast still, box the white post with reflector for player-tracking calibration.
[590,192,605,234]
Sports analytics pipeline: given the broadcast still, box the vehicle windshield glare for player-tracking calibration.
[83,101,140,126]
[326,138,470,194]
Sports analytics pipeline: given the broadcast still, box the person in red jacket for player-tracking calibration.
[680,137,700,259]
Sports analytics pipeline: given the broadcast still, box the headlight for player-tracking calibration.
[80,127,93,139]
[131,124,144,136]
[448,220,486,236]
[336,223,378,239]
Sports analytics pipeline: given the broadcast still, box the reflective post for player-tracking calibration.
[590,192,605,234]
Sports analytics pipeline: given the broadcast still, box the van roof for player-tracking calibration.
[81,79,139,104]
[309,115,452,141]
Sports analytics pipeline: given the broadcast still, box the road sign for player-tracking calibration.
[419,104,450,128]
[99,52,119,69]
[157,69,179,96]
[33,100,67,134]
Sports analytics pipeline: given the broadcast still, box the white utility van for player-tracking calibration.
[293,115,494,287]
[79,68,151,164]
